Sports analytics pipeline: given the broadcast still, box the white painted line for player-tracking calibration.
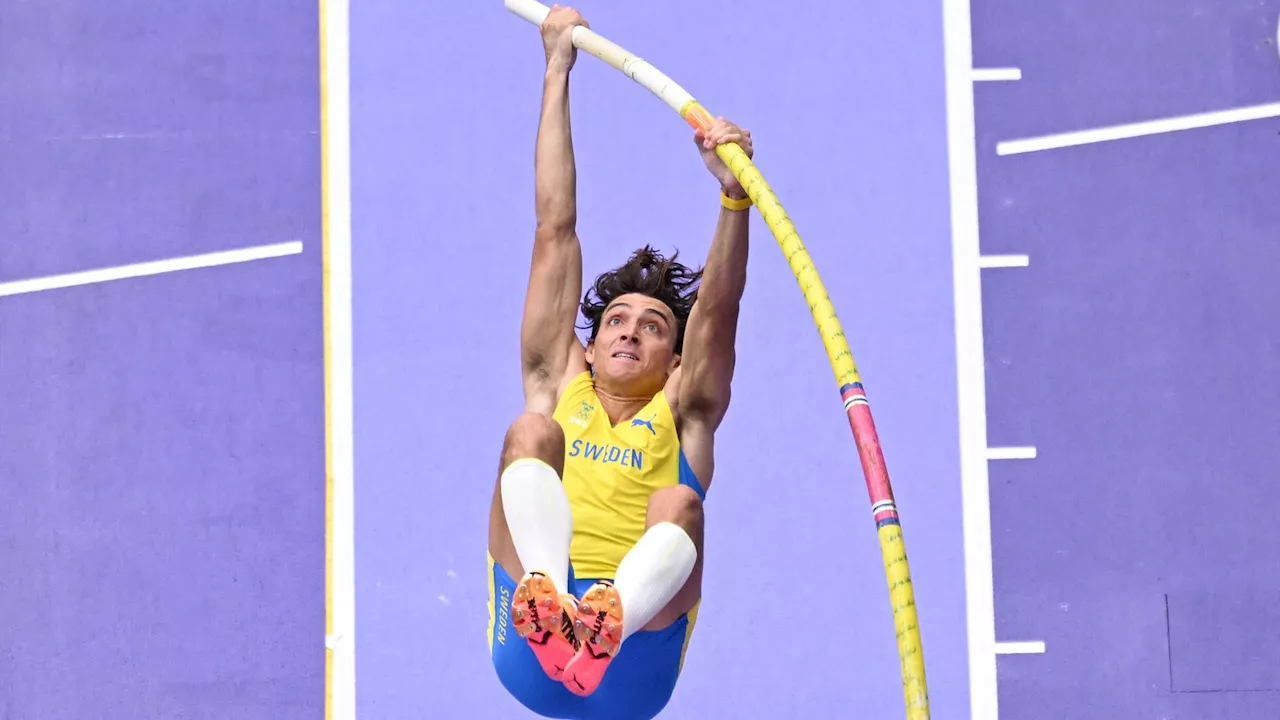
[973,67,1021,82]
[322,0,356,717]
[0,242,303,297]
[997,102,1280,155]
[943,0,1001,717]
[987,446,1037,460]
[979,254,1029,268]
[996,641,1046,655]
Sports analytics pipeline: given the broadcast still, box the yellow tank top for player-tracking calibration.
[552,370,698,580]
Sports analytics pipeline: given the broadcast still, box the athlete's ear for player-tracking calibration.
[584,338,596,366]
[668,353,681,372]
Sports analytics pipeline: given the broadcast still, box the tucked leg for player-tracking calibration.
[562,485,703,697]
[487,412,579,682]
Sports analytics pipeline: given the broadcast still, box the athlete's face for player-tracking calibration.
[586,293,680,392]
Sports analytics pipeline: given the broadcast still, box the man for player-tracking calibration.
[486,5,752,719]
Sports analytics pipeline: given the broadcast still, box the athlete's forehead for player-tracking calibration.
[604,294,674,323]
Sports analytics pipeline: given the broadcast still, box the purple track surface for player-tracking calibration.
[1,2,324,718]
[974,0,1280,717]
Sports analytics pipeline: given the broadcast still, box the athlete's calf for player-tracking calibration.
[487,411,579,682]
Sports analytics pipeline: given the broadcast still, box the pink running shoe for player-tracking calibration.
[511,572,579,681]
[562,581,624,697]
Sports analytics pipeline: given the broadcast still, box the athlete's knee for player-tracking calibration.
[502,411,565,473]
[646,485,703,536]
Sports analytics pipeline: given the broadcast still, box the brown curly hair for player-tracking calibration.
[579,245,702,353]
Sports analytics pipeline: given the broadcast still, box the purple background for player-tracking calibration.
[350,1,969,718]
[974,0,1280,717]
[5,0,1279,717]
[0,1,325,718]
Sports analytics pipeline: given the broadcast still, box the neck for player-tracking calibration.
[594,382,657,424]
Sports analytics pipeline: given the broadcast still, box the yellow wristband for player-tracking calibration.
[720,191,752,212]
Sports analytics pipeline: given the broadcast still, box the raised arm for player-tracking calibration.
[671,119,754,484]
[520,7,591,415]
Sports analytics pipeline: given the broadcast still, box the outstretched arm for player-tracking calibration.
[521,7,590,415]
[671,120,754,485]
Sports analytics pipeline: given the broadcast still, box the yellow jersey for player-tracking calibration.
[552,370,704,580]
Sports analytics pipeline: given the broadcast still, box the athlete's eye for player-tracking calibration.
[608,316,622,326]
[645,323,658,333]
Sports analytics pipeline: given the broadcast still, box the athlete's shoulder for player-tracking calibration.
[558,370,594,400]
[553,370,597,422]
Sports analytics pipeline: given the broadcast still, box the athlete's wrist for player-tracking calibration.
[720,186,751,211]
[544,57,573,80]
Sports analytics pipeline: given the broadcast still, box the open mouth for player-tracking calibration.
[612,352,638,362]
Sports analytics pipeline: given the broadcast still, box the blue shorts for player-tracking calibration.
[487,556,696,720]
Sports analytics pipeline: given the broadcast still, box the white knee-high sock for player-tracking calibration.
[500,458,573,593]
[611,522,698,643]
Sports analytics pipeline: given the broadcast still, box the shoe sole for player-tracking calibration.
[563,582,623,697]
[511,573,577,680]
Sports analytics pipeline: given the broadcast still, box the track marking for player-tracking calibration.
[321,0,356,717]
[943,0,1001,717]
[0,241,302,297]
[997,102,1280,155]
[979,254,1029,268]
[996,641,1046,654]
[973,67,1021,82]
[987,446,1037,460]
